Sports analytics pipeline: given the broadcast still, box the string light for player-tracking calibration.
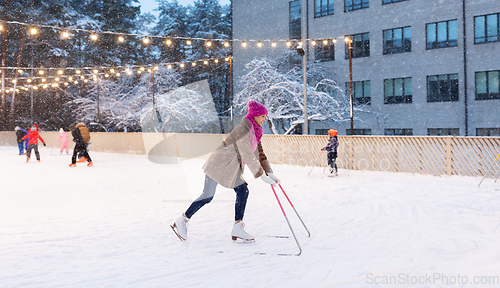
[272,41,276,47]
[191,62,196,67]
[180,63,185,68]
[242,41,247,47]
[257,41,262,47]
[166,39,172,45]
[286,41,291,47]
[167,64,172,69]
[90,34,98,41]
[118,36,125,42]
[204,60,208,65]
[76,70,81,74]
[143,37,149,44]
[323,39,328,45]
[206,41,212,47]
[38,70,44,75]
[186,40,192,46]
[62,31,70,39]
[224,42,229,47]
[58,70,63,75]
[30,28,38,35]
[311,40,316,46]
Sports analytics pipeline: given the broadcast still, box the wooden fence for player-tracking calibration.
[261,135,500,178]
[1,131,499,178]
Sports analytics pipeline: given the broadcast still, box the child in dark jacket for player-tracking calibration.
[321,129,339,175]
[22,123,46,162]
[15,126,27,155]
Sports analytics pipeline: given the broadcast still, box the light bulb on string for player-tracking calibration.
[242,41,247,47]
[143,37,149,44]
[165,39,172,46]
[55,77,59,81]
[298,41,302,46]
[332,38,337,43]
[43,84,48,89]
[272,41,276,47]
[311,40,317,46]
[33,86,38,90]
[206,41,212,47]
[224,42,230,47]
[64,82,69,86]
[74,81,78,84]
[225,57,230,62]
[0,25,3,31]
[118,36,125,42]
[80,76,85,80]
[84,79,88,83]
[137,70,142,74]
[41,78,46,82]
[38,70,44,75]
[105,74,109,78]
[204,60,208,65]
[93,69,98,74]
[186,40,192,46]
[180,63,185,68]
[214,59,219,63]
[76,70,81,74]
[110,69,115,73]
[154,66,159,70]
[191,62,196,67]
[90,34,98,41]
[286,41,291,47]
[257,41,262,47]
[323,39,328,45]
[58,70,63,75]
[11,79,16,83]
[116,73,121,77]
[140,67,145,71]
[167,64,172,69]
[18,69,23,74]
[27,79,32,83]
[30,28,38,35]
[62,31,70,39]
[68,77,73,81]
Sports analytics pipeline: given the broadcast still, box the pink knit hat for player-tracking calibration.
[247,100,268,118]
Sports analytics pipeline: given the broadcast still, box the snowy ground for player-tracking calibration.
[1,145,500,287]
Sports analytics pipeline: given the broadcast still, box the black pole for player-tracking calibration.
[348,37,353,135]
[462,0,469,136]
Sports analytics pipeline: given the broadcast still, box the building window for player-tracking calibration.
[383,26,411,54]
[289,1,301,40]
[475,70,500,100]
[345,0,369,12]
[346,80,371,104]
[316,129,330,135]
[428,128,459,136]
[477,128,500,136]
[315,0,334,17]
[474,13,500,44]
[426,20,458,49]
[382,0,408,4]
[347,129,372,135]
[384,77,412,104]
[384,128,413,136]
[315,40,335,62]
[427,73,459,102]
[345,32,370,58]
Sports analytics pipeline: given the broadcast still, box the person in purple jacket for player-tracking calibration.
[321,129,339,176]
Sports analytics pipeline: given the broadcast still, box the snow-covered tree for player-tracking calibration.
[234,56,374,134]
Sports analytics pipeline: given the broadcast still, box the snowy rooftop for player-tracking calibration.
[1,146,500,287]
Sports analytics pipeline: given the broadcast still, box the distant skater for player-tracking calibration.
[15,126,27,155]
[69,123,92,167]
[57,128,69,154]
[22,123,46,162]
[321,129,339,176]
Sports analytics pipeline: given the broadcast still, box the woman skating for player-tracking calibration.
[171,100,281,242]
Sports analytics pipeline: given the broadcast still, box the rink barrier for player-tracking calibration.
[1,131,499,178]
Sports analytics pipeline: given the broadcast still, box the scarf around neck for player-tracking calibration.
[245,114,263,151]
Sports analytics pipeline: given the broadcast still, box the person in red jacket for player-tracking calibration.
[22,123,46,162]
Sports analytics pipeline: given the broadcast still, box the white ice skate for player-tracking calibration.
[171,215,189,241]
[231,221,255,241]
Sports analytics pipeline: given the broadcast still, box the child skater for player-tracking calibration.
[321,129,339,176]
[171,100,281,242]
[22,123,46,162]
[57,128,69,154]
[69,122,92,167]
[15,126,27,155]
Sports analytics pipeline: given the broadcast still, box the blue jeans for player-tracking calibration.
[17,143,24,155]
[185,174,249,221]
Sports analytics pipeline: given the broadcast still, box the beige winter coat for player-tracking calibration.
[76,122,91,143]
[203,118,273,188]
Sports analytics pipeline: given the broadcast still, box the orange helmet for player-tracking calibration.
[328,129,337,136]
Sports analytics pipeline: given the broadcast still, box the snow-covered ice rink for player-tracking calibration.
[2,146,500,287]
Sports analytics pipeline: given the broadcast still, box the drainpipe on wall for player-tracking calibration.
[462,0,469,136]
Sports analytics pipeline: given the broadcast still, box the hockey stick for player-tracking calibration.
[271,185,302,256]
[278,184,311,237]
[478,152,500,187]
[308,150,324,177]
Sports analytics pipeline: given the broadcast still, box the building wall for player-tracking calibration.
[232,0,500,136]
